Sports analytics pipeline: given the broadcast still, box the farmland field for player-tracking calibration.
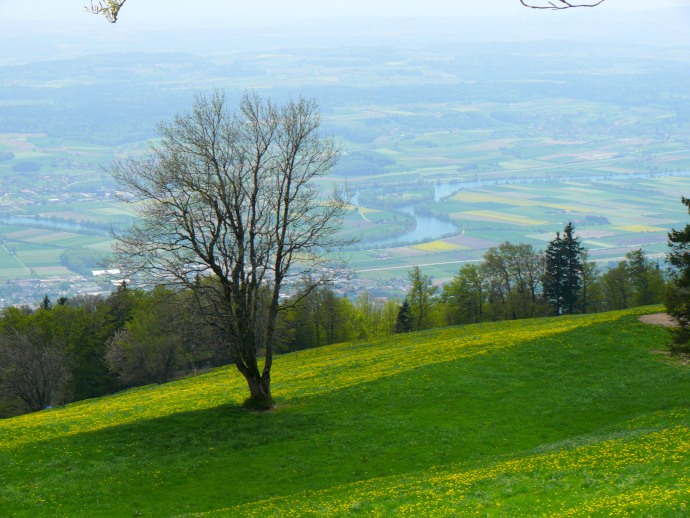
[326,93,690,285]
[1,128,688,292]
[0,44,689,299]
[346,175,690,285]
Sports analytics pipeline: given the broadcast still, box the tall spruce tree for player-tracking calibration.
[394,299,412,334]
[543,222,584,315]
[666,197,690,350]
[543,233,563,314]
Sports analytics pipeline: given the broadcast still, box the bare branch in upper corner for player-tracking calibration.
[85,0,127,23]
[519,0,605,9]
[84,0,605,24]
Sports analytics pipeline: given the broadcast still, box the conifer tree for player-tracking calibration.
[394,299,412,334]
[543,232,563,315]
[543,222,584,315]
[666,197,690,350]
[39,295,53,311]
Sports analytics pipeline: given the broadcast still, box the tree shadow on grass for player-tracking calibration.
[3,401,326,515]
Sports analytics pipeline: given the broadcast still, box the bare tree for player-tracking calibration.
[110,90,348,408]
[0,330,71,412]
[88,1,605,23]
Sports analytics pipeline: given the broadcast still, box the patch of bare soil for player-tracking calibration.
[638,313,679,328]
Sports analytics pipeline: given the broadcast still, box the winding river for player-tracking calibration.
[356,183,462,249]
[357,171,690,249]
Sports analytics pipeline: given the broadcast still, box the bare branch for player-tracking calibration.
[519,0,605,9]
[85,0,127,23]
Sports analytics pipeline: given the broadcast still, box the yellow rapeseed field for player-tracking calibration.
[411,240,462,252]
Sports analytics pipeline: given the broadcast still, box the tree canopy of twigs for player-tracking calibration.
[110,90,349,408]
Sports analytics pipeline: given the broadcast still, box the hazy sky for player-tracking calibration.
[2,0,688,28]
[88,0,687,23]
[0,1,687,64]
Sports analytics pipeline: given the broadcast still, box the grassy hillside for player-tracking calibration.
[1,306,689,516]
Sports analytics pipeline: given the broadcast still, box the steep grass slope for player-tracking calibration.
[1,307,689,516]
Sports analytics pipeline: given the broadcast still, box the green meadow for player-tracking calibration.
[2,306,690,516]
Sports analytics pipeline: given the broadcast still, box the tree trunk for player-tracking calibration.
[238,364,274,410]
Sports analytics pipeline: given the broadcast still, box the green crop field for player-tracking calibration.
[2,306,689,516]
[0,247,28,281]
